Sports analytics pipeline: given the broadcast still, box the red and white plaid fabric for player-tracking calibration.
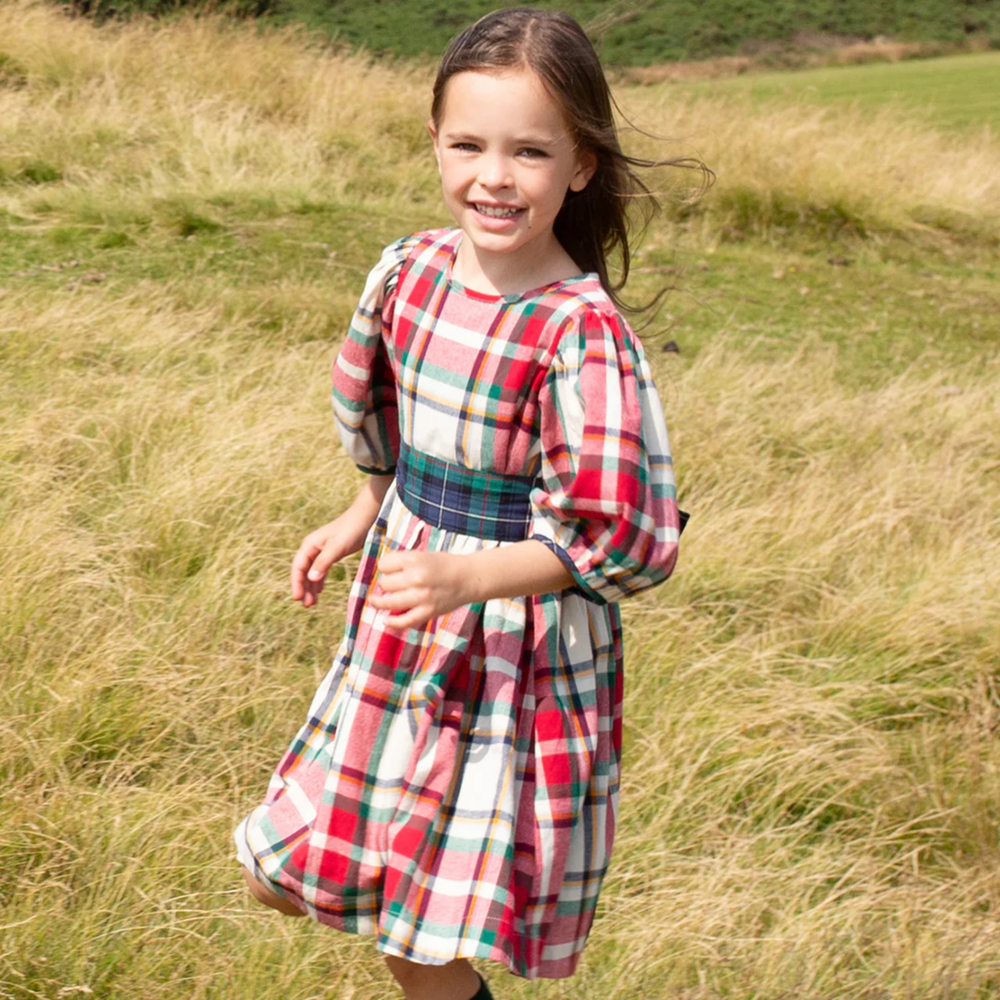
[236,229,681,979]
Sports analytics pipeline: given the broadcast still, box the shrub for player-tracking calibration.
[66,0,279,23]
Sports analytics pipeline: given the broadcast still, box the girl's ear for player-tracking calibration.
[570,149,598,193]
[427,119,442,172]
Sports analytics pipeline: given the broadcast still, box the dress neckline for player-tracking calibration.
[444,231,595,304]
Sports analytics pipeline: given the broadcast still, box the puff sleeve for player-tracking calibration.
[331,237,411,474]
[528,306,681,604]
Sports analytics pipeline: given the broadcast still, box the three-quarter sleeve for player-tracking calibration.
[331,237,411,474]
[529,306,681,604]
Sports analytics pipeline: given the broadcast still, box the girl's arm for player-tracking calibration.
[369,543,574,630]
[291,473,395,608]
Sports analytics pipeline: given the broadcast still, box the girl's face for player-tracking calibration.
[429,67,596,269]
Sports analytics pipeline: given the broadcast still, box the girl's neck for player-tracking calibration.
[452,231,583,297]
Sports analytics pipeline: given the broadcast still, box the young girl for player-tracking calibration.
[236,9,685,999]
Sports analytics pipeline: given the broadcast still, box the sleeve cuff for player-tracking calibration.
[529,534,609,605]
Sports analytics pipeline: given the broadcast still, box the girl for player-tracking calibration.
[236,9,687,999]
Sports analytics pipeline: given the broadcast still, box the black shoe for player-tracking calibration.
[471,973,494,1000]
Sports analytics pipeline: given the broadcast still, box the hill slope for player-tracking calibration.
[274,0,1000,65]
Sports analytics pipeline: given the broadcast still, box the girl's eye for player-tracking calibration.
[452,142,480,152]
[518,147,548,159]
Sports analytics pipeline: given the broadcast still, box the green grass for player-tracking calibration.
[0,196,429,299]
[2,197,997,385]
[638,236,1000,381]
[677,50,1000,132]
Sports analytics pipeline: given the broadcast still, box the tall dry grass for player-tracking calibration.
[623,92,1000,240]
[605,343,1000,997]
[0,0,434,210]
[2,3,1000,998]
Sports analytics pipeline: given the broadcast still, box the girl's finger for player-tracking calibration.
[370,586,422,611]
[308,539,343,582]
[376,550,412,575]
[292,539,322,575]
[375,568,418,592]
[299,563,326,605]
[291,539,324,598]
[384,605,432,630]
[292,570,313,603]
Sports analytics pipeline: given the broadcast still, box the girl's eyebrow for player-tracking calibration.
[442,130,561,147]
[441,131,484,143]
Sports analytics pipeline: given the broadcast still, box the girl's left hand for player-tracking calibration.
[369,550,476,630]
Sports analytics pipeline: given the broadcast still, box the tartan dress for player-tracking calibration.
[235,228,681,980]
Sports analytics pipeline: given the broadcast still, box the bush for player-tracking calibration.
[66,0,280,22]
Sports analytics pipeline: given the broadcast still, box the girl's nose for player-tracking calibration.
[477,154,513,189]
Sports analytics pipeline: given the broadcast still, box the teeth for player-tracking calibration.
[476,204,520,218]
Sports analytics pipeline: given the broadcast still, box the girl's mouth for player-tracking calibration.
[473,203,523,219]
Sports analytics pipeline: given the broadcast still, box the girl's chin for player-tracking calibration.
[460,233,528,257]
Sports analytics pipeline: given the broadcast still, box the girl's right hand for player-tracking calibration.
[290,507,373,608]
[291,473,394,608]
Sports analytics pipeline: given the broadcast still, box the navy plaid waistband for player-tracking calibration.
[395,443,536,542]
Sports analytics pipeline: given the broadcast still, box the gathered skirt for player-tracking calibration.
[235,474,623,980]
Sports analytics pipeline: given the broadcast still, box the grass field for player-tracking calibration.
[673,50,1000,133]
[2,5,1000,999]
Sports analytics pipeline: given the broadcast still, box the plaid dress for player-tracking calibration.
[235,228,681,980]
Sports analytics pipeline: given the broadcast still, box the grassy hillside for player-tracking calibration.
[271,0,1000,65]
[2,4,1000,999]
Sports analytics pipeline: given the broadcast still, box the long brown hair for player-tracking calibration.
[430,7,710,315]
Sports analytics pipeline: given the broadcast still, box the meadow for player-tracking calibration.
[1,3,1000,999]
[667,50,1000,133]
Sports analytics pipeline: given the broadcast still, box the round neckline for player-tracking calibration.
[444,231,595,304]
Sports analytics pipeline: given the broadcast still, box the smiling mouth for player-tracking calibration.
[473,203,523,219]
